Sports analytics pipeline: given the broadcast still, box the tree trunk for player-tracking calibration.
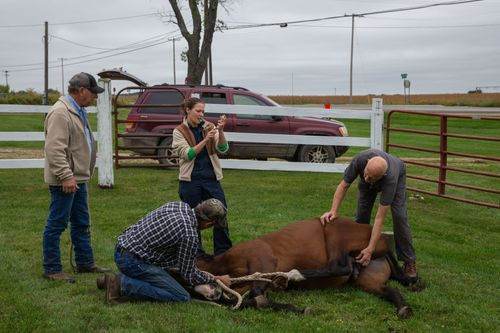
[168,0,219,85]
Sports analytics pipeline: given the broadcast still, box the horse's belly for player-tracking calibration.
[289,276,350,290]
[274,248,328,272]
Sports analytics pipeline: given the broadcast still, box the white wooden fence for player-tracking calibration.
[0,79,384,187]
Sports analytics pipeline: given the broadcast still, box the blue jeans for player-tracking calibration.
[42,184,94,275]
[114,248,190,302]
[356,171,416,263]
[179,178,232,255]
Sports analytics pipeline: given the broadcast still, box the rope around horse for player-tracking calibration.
[214,271,293,310]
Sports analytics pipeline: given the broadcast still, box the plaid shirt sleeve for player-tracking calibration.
[177,234,214,285]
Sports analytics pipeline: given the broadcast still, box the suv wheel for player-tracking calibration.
[157,137,179,166]
[297,145,336,163]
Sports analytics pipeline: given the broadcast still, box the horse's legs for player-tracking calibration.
[381,286,413,319]
[241,294,310,314]
[243,255,310,314]
[355,258,413,319]
[384,251,414,286]
[358,283,412,319]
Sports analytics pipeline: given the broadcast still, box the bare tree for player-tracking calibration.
[168,0,222,85]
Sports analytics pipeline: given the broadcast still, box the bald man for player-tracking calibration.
[320,149,417,282]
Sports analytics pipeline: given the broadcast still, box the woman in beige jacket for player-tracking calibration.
[172,97,232,257]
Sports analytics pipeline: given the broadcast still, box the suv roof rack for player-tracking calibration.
[152,83,249,91]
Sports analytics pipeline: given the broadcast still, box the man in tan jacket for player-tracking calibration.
[43,72,110,283]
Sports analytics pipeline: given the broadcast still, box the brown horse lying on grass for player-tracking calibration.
[193,217,414,319]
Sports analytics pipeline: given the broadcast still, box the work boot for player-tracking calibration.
[76,265,112,274]
[43,272,76,284]
[105,273,122,304]
[96,274,107,290]
[403,262,418,283]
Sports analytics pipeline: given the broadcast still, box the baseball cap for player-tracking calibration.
[195,199,227,228]
[68,72,105,94]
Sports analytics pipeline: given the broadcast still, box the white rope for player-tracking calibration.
[212,271,298,310]
[216,279,243,310]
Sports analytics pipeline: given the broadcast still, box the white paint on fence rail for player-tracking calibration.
[205,103,372,119]
[0,132,45,141]
[0,132,97,141]
[225,132,369,146]
[0,159,44,168]
[0,104,96,113]
[220,159,348,173]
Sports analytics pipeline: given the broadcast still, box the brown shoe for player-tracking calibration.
[44,272,75,284]
[403,262,418,282]
[105,273,121,304]
[77,265,112,274]
[96,274,107,290]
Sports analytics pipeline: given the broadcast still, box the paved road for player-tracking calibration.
[381,104,500,115]
[291,104,500,115]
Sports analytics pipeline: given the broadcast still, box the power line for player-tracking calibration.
[50,32,175,51]
[224,0,484,30]
[3,37,180,73]
[0,13,159,28]
[1,31,180,70]
[291,22,500,29]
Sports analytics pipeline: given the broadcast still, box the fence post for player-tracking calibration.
[96,78,114,188]
[370,98,384,150]
[438,116,448,195]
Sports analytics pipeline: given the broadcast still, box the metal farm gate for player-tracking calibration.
[386,110,500,209]
[113,86,184,168]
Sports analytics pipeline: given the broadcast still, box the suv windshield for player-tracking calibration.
[140,90,185,114]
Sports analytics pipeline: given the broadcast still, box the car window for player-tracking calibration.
[193,91,226,118]
[140,91,184,114]
[199,92,227,104]
[233,94,273,120]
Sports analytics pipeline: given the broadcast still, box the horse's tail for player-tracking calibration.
[385,251,412,286]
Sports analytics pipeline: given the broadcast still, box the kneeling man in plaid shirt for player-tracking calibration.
[101,199,231,303]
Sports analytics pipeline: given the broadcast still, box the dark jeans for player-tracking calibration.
[179,178,232,255]
[43,184,94,275]
[355,174,416,264]
[114,248,190,302]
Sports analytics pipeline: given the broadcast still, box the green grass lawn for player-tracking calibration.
[0,167,499,333]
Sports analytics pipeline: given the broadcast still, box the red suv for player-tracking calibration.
[98,69,349,166]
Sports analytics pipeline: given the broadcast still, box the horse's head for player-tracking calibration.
[193,282,222,301]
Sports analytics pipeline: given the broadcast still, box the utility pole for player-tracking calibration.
[58,58,65,95]
[348,14,363,105]
[209,48,213,85]
[3,70,8,87]
[43,21,49,105]
[172,38,177,84]
[204,50,212,86]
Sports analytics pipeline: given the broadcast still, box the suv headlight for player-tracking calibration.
[339,126,348,137]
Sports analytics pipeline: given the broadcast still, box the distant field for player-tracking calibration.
[270,92,500,107]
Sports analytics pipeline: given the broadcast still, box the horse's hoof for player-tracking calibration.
[253,295,269,308]
[407,278,426,292]
[303,307,315,315]
[397,306,413,319]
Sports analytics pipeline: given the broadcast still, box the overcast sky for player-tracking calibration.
[1,0,499,96]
